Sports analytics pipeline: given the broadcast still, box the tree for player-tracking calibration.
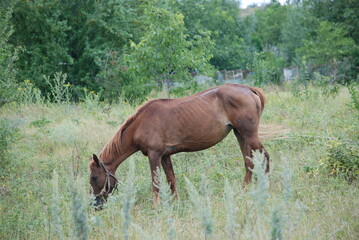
[125,5,214,98]
[0,4,19,106]
[253,1,288,51]
[9,0,144,101]
[280,4,316,65]
[297,21,357,82]
[303,0,359,79]
[171,0,246,70]
[10,0,72,92]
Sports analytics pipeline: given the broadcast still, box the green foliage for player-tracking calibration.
[321,140,359,183]
[253,1,288,50]
[11,0,73,91]
[280,5,315,65]
[172,0,245,70]
[0,4,19,106]
[312,72,340,97]
[10,0,143,101]
[348,81,359,112]
[125,5,214,97]
[297,21,357,68]
[251,51,284,86]
[3,0,359,102]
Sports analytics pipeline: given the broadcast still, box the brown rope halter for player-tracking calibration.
[95,160,118,198]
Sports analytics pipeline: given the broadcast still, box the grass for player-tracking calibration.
[0,85,358,239]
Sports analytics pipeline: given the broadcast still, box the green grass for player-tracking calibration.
[0,86,358,239]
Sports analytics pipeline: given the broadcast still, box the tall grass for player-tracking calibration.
[0,86,358,239]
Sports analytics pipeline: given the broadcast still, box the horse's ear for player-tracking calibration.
[92,154,100,166]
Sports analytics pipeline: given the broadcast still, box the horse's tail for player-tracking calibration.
[249,87,266,113]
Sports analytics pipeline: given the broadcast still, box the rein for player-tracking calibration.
[95,160,118,198]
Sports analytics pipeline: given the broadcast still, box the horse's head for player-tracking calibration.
[89,154,118,209]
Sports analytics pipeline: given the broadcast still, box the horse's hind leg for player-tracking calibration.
[233,127,270,186]
[161,155,178,199]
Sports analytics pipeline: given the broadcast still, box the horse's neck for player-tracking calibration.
[99,130,137,173]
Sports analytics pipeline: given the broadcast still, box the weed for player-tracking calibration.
[270,208,283,240]
[50,171,63,240]
[82,88,100,111]
[17,79,44,104]
[121,160,136,240]
[321,140,359,182]
[154,168,177,239]
[185,175,214,239]
[44,72,72,104]
[30,118,52,128]
[71,177,89,240]
[223,179,238,240]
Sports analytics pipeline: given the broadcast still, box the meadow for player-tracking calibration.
[0,84,358,240]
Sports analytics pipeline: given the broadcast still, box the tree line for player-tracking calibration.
[1,0,358,104]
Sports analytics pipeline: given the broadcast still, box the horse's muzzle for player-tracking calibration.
[91,196,106,210]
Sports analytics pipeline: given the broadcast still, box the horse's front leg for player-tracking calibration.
[148,151,162,208]
[161,155,178,200]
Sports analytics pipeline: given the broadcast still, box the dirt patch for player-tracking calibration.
[259,124,290,140]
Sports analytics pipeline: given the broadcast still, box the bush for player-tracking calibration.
[347,81,359,111]
[0,5,19,106]
[321,140,359,183]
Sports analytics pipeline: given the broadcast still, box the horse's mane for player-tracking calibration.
[100,99,165,160]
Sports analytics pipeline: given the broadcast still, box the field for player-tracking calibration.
[0,85,358,239]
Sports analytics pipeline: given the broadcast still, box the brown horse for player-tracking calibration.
[89,84,269,207]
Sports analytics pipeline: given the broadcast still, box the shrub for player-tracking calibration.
[0,5,19,106]
[312,72,340,97]
[185,175,214,238]
[347,81,359,112]
[321,140,359,183]
[44,72,73,104]
[72,177,89,240]
[18,79,44,104]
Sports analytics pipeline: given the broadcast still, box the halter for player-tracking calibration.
[95,160,119,198]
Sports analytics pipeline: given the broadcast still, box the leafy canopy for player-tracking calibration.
[125,5,214,97]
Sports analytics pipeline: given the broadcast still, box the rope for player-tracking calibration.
[95,160,119,198]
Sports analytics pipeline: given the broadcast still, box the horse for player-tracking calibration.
[89,84,269,208]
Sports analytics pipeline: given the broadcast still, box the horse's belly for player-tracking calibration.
[165,124,232,154]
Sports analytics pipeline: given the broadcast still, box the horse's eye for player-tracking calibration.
[91,176,98,182]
